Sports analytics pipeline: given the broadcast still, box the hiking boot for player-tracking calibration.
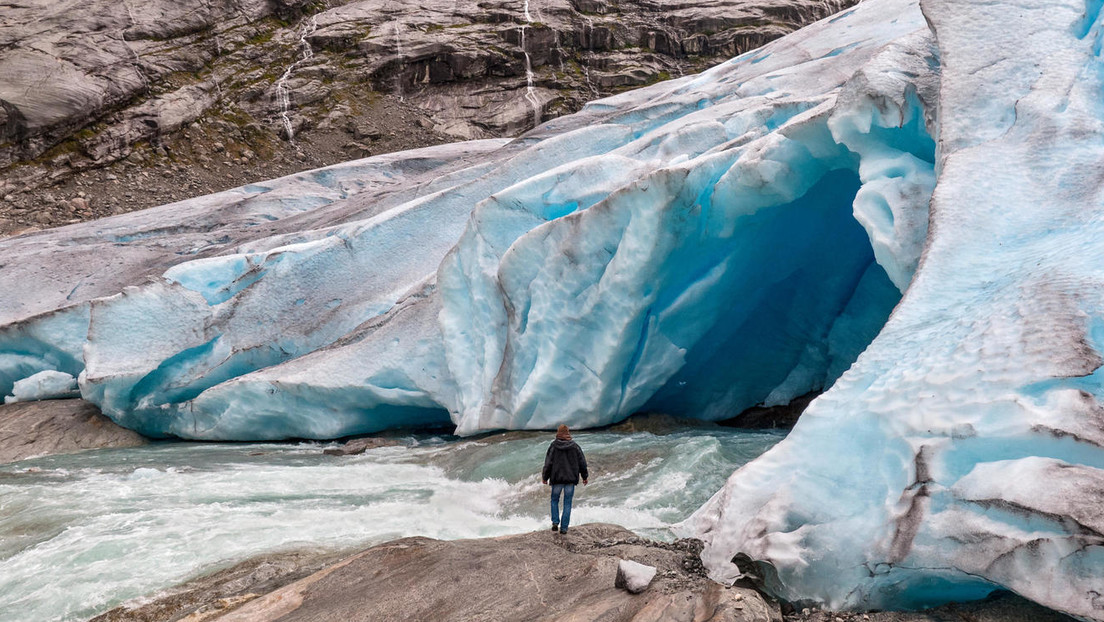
[559,528,568,534]
[552,524,559,532]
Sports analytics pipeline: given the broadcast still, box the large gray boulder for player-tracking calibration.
[0,399,148,464]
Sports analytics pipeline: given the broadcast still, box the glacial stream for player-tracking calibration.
[0,425,783,622]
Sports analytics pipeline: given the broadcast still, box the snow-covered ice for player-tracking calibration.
[2,0,1103,616]
[684,0,1104,619]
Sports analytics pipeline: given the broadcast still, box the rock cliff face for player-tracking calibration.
[0,0,854,235]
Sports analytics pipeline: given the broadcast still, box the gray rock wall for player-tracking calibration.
[0,0,855,225]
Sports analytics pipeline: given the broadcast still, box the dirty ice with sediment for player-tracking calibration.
[2,0,1104,618]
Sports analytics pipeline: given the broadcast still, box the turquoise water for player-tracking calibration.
[0,426,783,622]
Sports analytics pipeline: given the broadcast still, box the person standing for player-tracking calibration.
[542,424,588,534]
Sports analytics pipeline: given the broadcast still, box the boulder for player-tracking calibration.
[321,437,401,456]
[0,399,148,464]
[615,559,657,594]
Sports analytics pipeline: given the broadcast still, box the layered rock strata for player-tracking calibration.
[0,0,855,233]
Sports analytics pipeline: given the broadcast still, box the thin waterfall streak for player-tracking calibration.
[121,0,150,93]
[275,14,319,144]
[521,26,541,128]
[394,22,406,102]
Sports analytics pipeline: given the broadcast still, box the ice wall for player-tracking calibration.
[0,0,933,440]
[685,0,1104,619]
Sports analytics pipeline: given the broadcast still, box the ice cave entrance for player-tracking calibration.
[644,168,904,427]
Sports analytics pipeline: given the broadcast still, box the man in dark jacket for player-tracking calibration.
[542,424,588,534]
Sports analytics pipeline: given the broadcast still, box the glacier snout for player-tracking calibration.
[687,0,1104,619]
[0,0,933,441]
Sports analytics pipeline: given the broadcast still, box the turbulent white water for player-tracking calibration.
[0,426,781,622]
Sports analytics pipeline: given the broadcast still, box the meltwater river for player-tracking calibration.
[0,425,783,621]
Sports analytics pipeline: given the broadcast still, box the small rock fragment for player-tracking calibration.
[322,437,400,456]
[615,559,657,594]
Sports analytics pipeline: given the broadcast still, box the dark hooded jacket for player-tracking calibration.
[543,438,588,485]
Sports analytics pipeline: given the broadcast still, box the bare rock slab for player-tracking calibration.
[100,524,780,622]
[616,559,658,594]
[0,398,148,464]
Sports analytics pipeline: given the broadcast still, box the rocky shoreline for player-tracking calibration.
[89,524,1076,622]
[92,524,780,622]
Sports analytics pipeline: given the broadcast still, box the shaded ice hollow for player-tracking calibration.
[1,0,1102,617]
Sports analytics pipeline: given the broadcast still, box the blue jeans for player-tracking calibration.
[550,484,575,531]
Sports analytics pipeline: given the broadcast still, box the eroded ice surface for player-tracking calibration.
[3,0,1103,616]
[684,0,1104,619]
[4,370,78,404]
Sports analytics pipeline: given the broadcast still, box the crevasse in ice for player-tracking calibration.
[3,0,1103,616]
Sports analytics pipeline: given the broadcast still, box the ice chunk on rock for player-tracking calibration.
[615,560,657,594]
[5,370,79,404]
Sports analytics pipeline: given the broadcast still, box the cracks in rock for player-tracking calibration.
[119,0,151,94]
[515,551,549,608]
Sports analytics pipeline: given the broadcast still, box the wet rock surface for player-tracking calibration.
[89,549,347,622]
[320,436,401,455]
[0,0,855,236]
[0,398,148,464]
[722,391,821,429]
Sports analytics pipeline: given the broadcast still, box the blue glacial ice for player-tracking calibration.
[0,0,933,439]
[3,0,1104,616]
[683,0,1104,619]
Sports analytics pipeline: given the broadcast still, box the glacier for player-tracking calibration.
[0,0,932,439]
[2,0,1103,617]
[685,0,1104,620]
